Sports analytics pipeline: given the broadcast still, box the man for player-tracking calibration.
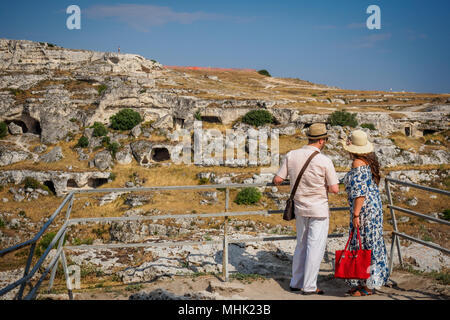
[273,123,339,295]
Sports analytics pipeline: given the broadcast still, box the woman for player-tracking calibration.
[341,129,389,297]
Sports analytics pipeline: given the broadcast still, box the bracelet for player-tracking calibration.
[353,215,359,218]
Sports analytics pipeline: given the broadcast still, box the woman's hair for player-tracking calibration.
[351,152,381,185]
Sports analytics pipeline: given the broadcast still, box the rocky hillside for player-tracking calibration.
[0,39,449,299]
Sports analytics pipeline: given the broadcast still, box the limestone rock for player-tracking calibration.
[130,140,153,166]
[94,150,113,171]
[8,122,22,135]
[130,125,142,138]
[115,145,133,165]
[40,112,79,145]
[151,114,173,131]
[0,145,30,166]
[39,146,64,163]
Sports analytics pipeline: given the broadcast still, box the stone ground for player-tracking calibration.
[37,260,449,301]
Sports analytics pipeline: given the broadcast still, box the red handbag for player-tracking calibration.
[334,228,372,280]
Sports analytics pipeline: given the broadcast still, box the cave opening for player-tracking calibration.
[151,148,171,162]
[67,179,78,188]
[43,181,56,195]
[88,178,108,188]
[423,129,438,136]
[405,127,411,137]
[200,116,222,124]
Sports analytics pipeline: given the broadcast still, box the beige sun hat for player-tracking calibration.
[342,129,374,154]
[306,123,329,139]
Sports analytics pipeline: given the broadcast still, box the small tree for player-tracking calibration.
[234,187,262,205]
[258,69,271,77]
[329,110,358,127]
[76,136,89,148]
[0,122,7,138]
[110,109,142,131]
[242,110,274,127]
[91,122,108,137]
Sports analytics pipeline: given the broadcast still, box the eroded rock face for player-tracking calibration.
[130,140,153,166]
[0,145,31,166]
[0,169,111,196]
[93,150,113,171]
[38,146,64,163]
[40,111,80,145]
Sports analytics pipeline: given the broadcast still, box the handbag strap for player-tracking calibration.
[343,227,363,252]
[289,151,319,200]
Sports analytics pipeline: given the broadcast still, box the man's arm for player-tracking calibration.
[328,184,339,194]
[326,159,339,194]
[273,153,288,186]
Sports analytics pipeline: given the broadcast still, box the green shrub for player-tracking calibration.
[107,142,120,157]
[257,69,271,77]
[76,136,89,148]
[234,187,262,205]
[91,122,108,137]
[0,218,5,228]
[23,177,53,195]
[194,110,202,121]
[241,110,274,127]
[361,123,376,130]
[101,136,111,147]
[0,121,7,138]
[443,209,450,221]
[329,110,358,127]
[35,232,66,256]
[23,177,41,190]
[198,177,210,185]
[97,84,108,95]
[110,108,142,131]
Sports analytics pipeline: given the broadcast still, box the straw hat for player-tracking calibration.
[306,123,329,139]
[342,129,374,154]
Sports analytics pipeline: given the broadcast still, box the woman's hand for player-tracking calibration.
[353,215,360,229]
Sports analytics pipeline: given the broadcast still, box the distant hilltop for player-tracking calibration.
[165,66,257,72]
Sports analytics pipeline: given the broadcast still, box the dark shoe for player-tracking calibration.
[302,289,324,295]
[289,287,302,292]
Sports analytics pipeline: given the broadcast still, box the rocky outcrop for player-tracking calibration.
[38,146,64,163]
[0,169,111,196]
[0,144,31,166]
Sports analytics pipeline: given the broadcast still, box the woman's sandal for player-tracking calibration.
[350,288,375,297]
[346,286,362,296]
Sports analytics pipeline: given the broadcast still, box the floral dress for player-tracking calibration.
[343,165,389,289]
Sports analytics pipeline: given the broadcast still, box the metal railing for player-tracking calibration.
[0,181,349,300]
[385,177,450,273]
[0,192,74,300]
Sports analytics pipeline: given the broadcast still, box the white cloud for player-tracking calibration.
[85,4,227,31]
[356,32,392,48]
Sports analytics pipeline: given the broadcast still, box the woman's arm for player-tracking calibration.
[353,196,365,229]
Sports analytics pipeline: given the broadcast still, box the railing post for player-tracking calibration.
[60,250,73,300]
[385,178,403,271]
[16,242,36,300]
[48,194,73,292]
[222,187,229,282]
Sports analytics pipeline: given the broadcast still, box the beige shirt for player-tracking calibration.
[276,145,339,218]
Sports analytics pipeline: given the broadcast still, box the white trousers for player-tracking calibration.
[290,215,329,292]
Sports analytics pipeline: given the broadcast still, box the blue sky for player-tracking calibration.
[1,1,449,93]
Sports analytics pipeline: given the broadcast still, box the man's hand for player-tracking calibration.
[273,175,284,186]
